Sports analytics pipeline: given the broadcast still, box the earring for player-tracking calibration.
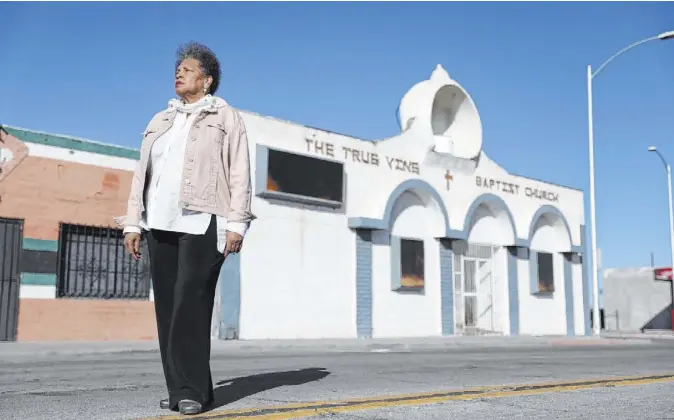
[204,86,209,93]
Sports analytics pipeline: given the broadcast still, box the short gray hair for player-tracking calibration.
[175,42,221,95]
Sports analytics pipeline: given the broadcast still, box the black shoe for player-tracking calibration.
[159,398,170,410]
[178,399,203,415]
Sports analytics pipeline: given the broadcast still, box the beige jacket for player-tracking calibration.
[115,99,256,230]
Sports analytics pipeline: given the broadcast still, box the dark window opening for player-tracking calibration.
[537,252,555,293]
[266,149,344,203]
[400,238,424,289]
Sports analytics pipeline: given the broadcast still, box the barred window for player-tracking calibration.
[57,224,151,299]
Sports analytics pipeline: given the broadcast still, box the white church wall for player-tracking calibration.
[529,214,573,253]
[517,252,567,335]
[228,63,586,340]
[466,204,516,246]
[240,109,586,253]
[237,113,360,340]
[238,199,357,339]
[438,151,584,250]
[371,191,442,338]
[453,166,584,246]
[519,221,570,336]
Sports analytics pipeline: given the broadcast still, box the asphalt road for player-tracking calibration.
[2,339,674,420]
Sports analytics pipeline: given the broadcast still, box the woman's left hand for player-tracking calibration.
[224,231,244,258]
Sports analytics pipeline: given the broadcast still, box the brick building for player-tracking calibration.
[0,125,157,341]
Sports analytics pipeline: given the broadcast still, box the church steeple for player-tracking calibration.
[430,64,452,83]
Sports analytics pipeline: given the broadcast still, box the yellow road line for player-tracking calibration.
[140,373,674,420]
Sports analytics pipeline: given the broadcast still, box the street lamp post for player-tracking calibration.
[648,146,674,328]
[587,30,674,335]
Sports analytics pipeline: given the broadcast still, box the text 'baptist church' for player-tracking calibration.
[475,175,560,203]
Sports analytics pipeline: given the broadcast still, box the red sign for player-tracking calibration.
[654,267,673,281]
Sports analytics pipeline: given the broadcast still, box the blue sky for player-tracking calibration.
[2,2,674,274]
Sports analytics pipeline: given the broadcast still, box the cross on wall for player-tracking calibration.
[444,170,453,191]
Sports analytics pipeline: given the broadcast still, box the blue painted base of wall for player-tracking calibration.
[21,239,59,285]
[23,238,58,252]
[355,229,373,338]
[563,253,575,336]
[440,239,454,336]
[218,253,241,340]
[20,273,56,286]
[507,246,522,336]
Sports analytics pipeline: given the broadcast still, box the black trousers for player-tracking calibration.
[146,215,225,409]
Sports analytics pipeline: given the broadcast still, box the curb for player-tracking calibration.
[0,336,655,360]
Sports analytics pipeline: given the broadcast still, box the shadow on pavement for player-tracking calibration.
[210,367,331,410]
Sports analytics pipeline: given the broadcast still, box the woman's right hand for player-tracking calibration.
[124,232,142,260]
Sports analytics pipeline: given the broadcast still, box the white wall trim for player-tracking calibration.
[19,285,57,299]
[27,143,137,171]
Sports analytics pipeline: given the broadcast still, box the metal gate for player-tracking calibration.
[453,241,501,335]
[0,217,23,342]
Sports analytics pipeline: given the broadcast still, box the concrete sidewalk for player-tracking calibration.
[0,334,657,360]
[603,330,674,340]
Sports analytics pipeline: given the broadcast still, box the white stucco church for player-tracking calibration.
[213,64,590,340]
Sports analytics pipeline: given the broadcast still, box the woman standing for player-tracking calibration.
[116,42,255,415]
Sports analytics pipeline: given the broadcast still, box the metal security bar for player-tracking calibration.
[56,223,150,299]
[453,240,499,334]
[0,217,23,342]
